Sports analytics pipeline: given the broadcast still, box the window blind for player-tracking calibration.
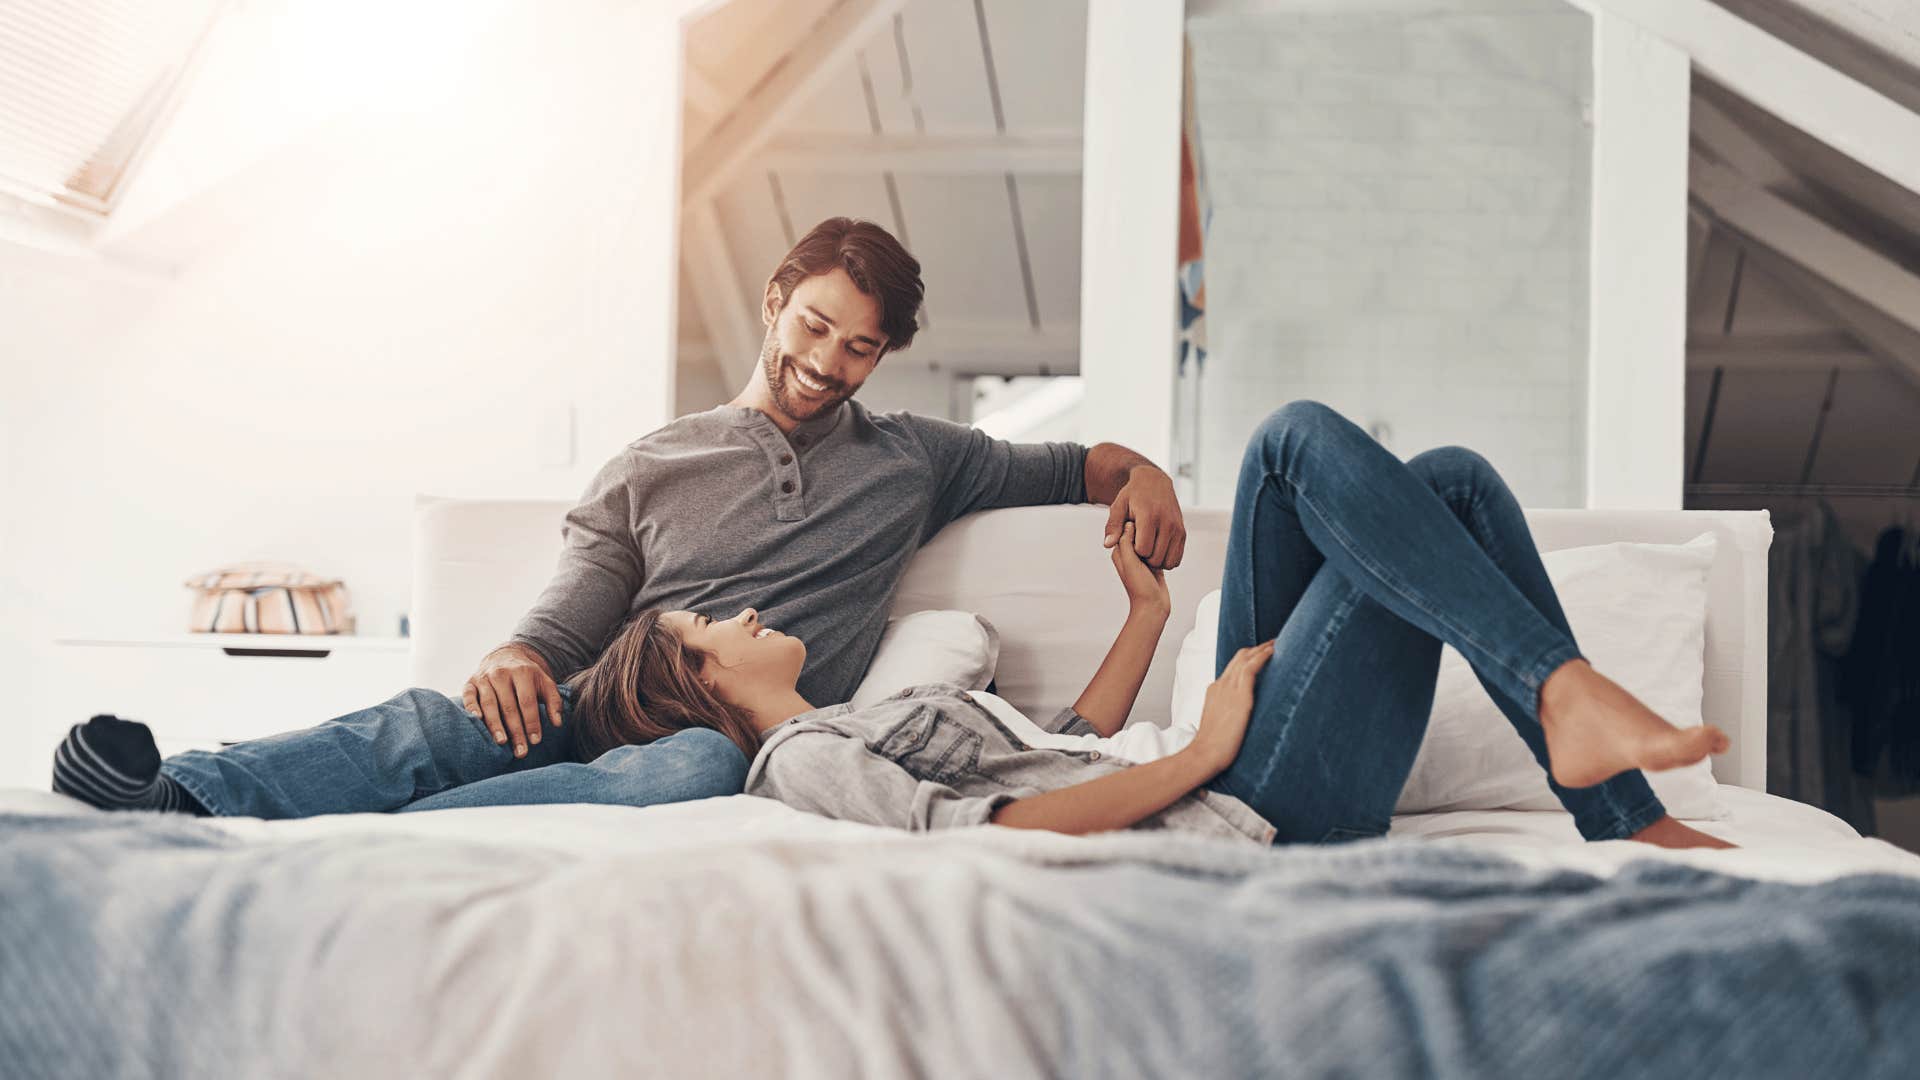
[0,0,223,217]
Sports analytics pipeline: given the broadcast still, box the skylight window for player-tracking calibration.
[0,0,224,219]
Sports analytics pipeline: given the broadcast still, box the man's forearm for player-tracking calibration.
[496,638,556,677]
[1084,442,1162,505]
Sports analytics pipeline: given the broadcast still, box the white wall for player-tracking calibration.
[1585,8,1688,509]
[0,0,694,789]
[1184,0,1594,508]
[1079,0,1183,466]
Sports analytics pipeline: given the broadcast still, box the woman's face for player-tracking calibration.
[661,607,806,698]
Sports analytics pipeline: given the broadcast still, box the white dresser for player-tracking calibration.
[44,633,414,762]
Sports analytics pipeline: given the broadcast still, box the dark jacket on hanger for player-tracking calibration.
[1768,501,1874,831]
[1841,525,1920,795]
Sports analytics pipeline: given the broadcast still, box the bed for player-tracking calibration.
[4,501,1918,1078]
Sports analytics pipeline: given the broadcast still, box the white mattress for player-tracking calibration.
[6,784,1917,884]
[1388,785,1920,883]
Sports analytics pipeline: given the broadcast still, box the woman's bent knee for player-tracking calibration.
[1407,446,1501,502]
[1407,444,1489,477]
[1254,399,1340,444]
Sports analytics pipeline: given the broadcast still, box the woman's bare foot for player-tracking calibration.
[1628,815,1736,850]
[1537,658,1730,789]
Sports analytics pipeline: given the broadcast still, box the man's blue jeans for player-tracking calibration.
[1206,401,1667,843]
[160,684,750,818]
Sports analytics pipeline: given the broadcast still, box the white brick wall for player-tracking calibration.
[1185,1,1592,509]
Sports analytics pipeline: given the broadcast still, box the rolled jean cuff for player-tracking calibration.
[1588,794,1670,843]
[1521,640,1584,724]
[159,762,223,818]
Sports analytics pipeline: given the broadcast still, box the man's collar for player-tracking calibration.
[720,401,849,441]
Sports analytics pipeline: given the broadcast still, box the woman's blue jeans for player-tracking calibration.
[159,684,750,819]
[1204,401,1667,843]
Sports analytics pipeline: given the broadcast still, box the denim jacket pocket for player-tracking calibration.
[872,705,985,786]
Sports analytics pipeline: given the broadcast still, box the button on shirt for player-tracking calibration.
[510,402,1089,705]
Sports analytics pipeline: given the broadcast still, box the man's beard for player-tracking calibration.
[759,334,852,422]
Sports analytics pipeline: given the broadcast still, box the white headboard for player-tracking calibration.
[412,499,1772,791]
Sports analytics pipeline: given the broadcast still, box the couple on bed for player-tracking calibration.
[52,218,1731,851]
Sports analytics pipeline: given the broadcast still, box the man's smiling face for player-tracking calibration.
[757,267,889,424]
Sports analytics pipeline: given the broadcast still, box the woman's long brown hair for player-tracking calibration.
[566,609,763,764]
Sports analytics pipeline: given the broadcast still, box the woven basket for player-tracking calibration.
[185,562,354,635]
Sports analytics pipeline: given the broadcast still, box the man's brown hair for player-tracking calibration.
[767,217,923,353]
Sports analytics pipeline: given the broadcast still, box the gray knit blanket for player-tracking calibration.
[3,808,1917,1079]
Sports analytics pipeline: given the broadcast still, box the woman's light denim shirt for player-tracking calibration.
[745,684,1276,845]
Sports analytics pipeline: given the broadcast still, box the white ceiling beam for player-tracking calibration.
[681,203,760,393]
[1772,261,1920,397]
[682,62,728,117]
[759,134,1083,175]
[913,349,1080,379]
[1690,97,1802,193]
[1563,0,1920,198]
[1684,352,1878,373]
[1688,331,1859,356]
[1685,339,1878,372]
[922,324,1079,351]
[1687,208,1714,301]
[1692,154,1920,388]
[683,0,910,205]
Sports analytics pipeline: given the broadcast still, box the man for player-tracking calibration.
[463,217,1187,761]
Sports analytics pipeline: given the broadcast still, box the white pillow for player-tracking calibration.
[1169,531,1726,821]
[849,610,1000,709]
[1170,590,1223,735]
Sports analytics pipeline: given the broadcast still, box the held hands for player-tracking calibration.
[1102,465,1186,570]
[462,643,564,758]
[1186,642,1275,777]
[1109,521,1171,615]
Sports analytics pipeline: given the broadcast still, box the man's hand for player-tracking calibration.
[1102,465,1187,570]
[462,643,563,759]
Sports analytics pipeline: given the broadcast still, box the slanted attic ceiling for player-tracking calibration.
[1686,60,1920,493]
[1710,0,1920,117]
[674,0,1088,391]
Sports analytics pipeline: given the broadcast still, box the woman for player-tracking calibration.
[541,402,1732,849]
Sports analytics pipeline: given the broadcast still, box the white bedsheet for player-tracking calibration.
[5,783,1916,884]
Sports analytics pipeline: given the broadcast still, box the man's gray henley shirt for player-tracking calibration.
[510,401,1089,704]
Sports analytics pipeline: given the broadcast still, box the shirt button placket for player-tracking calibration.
[778,436,804,514]
[754,420,805,521]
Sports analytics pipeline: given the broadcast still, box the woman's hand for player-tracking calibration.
[1110,521,1170,615]
[1073,521,1173,736]
[1186,642,1275,777]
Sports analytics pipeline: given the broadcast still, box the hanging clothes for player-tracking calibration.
[1768,499,1877,832]
[1842,523,1920,797]
[1175,34,1208,381]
